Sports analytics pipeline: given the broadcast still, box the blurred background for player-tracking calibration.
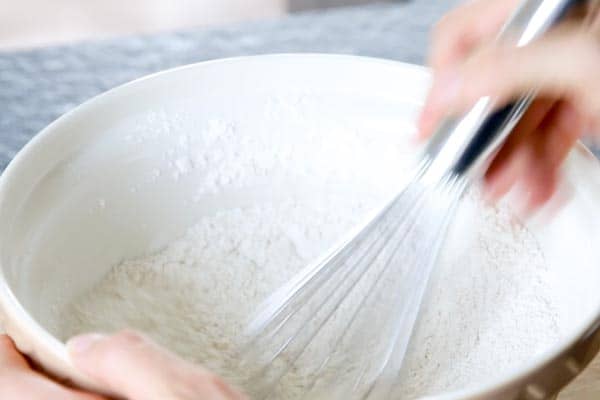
[0,0,400,50]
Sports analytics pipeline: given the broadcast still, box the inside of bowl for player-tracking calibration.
[1,56,600,397]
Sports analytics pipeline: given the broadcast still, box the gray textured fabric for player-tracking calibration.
[0,2,457,172]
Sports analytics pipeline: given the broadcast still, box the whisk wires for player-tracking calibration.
[241,160,467,399]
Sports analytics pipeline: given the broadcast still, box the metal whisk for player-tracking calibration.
[241,1,582,398]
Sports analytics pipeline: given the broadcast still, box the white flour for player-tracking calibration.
[57,95,559,398]
[58,192,559,399]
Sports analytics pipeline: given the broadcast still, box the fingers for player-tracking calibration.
[417,68,460,140]
[0,335,105,400]
[419,0,520,138]
[68,330,247,400]
[438,27,600,125]
[527,101,585,208]
[484,98,556,200]
[418,1,598,211]
[419,25,600,141]
[429,0,520,72]
[484,101,586,212]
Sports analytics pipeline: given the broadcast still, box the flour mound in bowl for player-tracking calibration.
[58,192,560,399]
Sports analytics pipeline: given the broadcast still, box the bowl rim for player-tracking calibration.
[0,53,599,399]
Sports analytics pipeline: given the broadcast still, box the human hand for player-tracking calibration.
[0,331,246,400]
[418,0,600,211]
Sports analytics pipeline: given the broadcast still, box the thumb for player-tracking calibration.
[67,330,246,400]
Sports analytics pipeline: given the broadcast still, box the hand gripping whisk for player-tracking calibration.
[241,1,582,398]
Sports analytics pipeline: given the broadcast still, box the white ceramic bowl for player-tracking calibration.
[1,55,600,399]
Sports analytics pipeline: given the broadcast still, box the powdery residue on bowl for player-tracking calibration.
[58,191,560,399]
[121,90,417,200]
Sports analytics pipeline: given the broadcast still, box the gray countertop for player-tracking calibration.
[0,2,459,172]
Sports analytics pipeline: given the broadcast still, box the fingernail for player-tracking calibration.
[67,333,106,355]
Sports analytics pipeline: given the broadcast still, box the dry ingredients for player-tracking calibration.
[59,193,559,399]
[59,94,559,398]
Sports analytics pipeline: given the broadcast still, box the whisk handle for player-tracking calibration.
[423,0,585,180]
